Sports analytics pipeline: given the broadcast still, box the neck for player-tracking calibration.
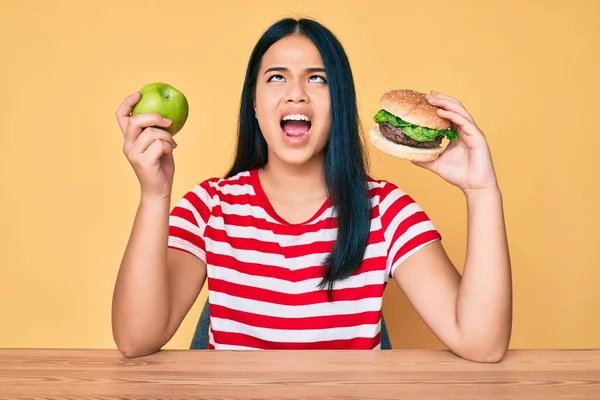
[259,155,328,201]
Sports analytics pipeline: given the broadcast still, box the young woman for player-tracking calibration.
[112,18,512,362]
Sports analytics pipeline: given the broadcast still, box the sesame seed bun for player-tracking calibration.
[380,89,451,130]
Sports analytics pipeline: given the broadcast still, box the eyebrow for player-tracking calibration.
[263,67,326,75]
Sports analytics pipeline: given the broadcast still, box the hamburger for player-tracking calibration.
[368,89,458,162]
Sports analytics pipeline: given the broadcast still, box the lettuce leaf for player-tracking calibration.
[373,109,458,142]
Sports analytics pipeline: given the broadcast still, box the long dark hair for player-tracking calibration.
[225,18,371,300]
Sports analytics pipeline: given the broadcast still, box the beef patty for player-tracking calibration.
[379,122,442,149]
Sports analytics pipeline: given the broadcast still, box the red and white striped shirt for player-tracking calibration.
[168,169,441,350]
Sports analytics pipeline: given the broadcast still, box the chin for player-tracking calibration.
[267,142,326,166]
[264,128,328,167]
[273,150,321,166]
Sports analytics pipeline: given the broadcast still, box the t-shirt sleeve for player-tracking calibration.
[167,180,215,263]
[378,181,442,278]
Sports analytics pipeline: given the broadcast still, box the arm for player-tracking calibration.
[111,197,207,358]
[394,187,512,363]
[393,90,512,362]
[112,92,207,358]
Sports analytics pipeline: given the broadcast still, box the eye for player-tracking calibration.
[268,74,285,82]
[309,75,327,84]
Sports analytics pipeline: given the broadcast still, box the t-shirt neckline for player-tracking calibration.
[249,168,331,226]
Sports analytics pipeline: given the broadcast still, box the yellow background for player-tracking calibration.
[1,0,598,350]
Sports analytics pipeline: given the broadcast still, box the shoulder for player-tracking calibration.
[367,176,441,269]
[366,175,437,231]
[175,170,254,212]
[367,175,412,211]
[189,170,254,199]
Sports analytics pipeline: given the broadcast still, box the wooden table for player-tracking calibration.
[0,349,598,399]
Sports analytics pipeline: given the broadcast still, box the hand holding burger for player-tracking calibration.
[369,89,499,193]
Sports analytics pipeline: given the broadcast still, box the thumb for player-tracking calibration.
[411,159,436,171]
[163,147,175,162]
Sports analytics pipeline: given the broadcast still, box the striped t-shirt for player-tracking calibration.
[167,169,441,350]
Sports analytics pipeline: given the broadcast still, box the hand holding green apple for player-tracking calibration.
[116,83,188,200]
[131,82,189,135]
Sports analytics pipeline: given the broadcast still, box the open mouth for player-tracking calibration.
[280,114,312,138]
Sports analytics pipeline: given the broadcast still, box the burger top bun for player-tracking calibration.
[380,89,451,131]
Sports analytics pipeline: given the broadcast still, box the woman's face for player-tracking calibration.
[254,34,331,167]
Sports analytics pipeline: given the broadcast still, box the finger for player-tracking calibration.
[427,96,475,123]
[126,127,177,156]
[429,91,462,106]
[143,139,174,164]
[436,109,481,137]
[124,113,172,148]
[411,159,438,173]
[116,91,141,133]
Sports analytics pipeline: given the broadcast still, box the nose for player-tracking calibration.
[284,81,309,103]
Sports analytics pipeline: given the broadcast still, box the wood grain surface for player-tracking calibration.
[0,349,598,399]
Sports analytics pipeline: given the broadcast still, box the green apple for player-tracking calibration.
[131,82,189,135]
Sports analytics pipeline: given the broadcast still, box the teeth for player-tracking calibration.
[282,114,310,122]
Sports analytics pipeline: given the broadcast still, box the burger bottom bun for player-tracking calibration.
[367,126,444,162]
